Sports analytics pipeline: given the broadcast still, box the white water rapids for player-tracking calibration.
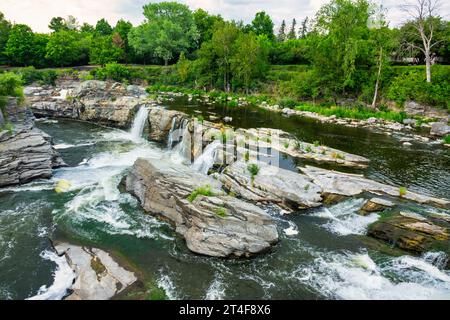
[2,109,448,301]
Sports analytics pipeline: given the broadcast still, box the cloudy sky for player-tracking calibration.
[0,0,449,33]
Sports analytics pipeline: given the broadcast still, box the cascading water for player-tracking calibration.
[192,140,222,175]
[129,106,150,142]
[167,117,178,149]
[172,119,191,162]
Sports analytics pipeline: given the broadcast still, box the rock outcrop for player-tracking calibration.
[55,243,137,300]
[217,160,323,211]
[125,158,279,258]
[147,107,187,143]
[300,165,450,209]
[359,197,395,215]
[26,80,150,129]
[430,122,450,137]
[368,212,450,267]
[0,98,64,187]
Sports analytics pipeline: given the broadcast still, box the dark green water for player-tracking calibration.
[1,100,450,300]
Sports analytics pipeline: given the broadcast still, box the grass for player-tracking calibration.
[295,104,408,123]
[187,185,215,203]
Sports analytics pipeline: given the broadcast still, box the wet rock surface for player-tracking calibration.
[55,243,137,300]
[368,213,450,266]
[125,158,279,258]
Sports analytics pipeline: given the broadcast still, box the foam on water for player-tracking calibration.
[26,250,75,300]
[295,250,450,300]
[204,275,226,300]
[312,198,379,235]
[157,271,180,300]
[283,221,299,236]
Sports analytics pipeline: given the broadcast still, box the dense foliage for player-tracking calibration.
[0,0,448,109]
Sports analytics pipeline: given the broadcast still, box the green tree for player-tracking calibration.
[80,23,95,33]
[129,1,199,66]
[114,19,133,63]
[311,0,373,99]
[95,18,113,36]
[45,30,83,67]
[231,33,269,93]
[277,20,287,42]
[0,12,12,64]
[4,24,36,66]
[193,9,223,45]
[299,17,309,38]
[211,21,240,92]
[251,11,275,41]
[32,33,50,68]
[287,18,297,40]
[176,52,190,83]
[90,35,124,65]
[49,17,68,32]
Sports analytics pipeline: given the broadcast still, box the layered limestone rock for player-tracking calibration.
[367,212,450,267]
[147,106,188,143]
[125,158,279,258]
[300,166,450,209]
[359,197,395,215]
[0,98,64,187]
[26,80,150,128]
[217,160,322,211]
[55,243,137,300]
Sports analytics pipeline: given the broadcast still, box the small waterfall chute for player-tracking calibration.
[129,106,150,142]
[192,140,222,175]
[167,117,178,149]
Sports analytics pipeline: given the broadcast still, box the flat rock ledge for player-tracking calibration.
[125,158,279,258]
[300,166,450,209]
[55,243,137,300]
[217,160,323,211]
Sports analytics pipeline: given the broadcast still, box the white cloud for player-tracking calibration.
[0,0,448,33]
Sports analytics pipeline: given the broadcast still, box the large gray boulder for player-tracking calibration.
[218,160,323,211]
[430,122,450,137]
[125,158,279,258]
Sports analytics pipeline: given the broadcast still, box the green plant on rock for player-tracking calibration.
[196,115,204,124]
[313,140,320,147]
[305,145,312,153]
[244,151,250,162]
[247,163,260,185]
[215,207,228,218]
[399,187,407,197]
[283,142,290,149]
[187,185,215,203]
[304,184,310,191]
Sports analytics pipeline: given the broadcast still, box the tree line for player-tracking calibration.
[0,0,448,104]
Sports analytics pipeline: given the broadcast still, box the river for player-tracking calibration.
[0,98,449,300]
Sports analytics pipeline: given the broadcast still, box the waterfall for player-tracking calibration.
[192,140,222,175]
[167,117,178,149]
[172,119,191,162]
[129,106,149,142]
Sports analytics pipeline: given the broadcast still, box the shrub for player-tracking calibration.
[444,135,450,144]
[0,72,23,96]
[94,63,131,82]
[187,185,215,203]
[247,164,260,182]
[39,70,58,85]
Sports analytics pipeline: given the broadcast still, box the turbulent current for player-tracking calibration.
[1,99,450,300]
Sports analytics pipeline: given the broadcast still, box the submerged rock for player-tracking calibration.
[125,158,279,257]
[300,166,450,209]
[218,160,322,211]
[55,243,137,300]
[367,213,450,266]
[359,197,395,215]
